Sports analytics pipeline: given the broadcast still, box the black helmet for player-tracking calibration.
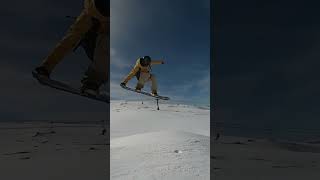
[140,56,151,66]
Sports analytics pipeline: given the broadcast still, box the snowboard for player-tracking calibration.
[32,71,109,103]
[120,84,170,100]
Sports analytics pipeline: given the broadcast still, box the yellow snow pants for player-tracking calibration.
[136,73,158,93]
[40,0,108,84]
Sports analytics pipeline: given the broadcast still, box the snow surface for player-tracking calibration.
[213,136,320,180]
[0,122,108,180]
[110,100,210,180]
[0,100,210,180]
[5,99,320,179]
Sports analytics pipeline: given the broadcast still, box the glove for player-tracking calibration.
[120,82,126,87]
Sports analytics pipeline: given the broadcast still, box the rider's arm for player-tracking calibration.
[151,60,164,65]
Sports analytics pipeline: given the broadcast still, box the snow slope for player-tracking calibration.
[111,131,209,180]
[0,100,210,180]
[110,100,210,180]
[111,100,210,138]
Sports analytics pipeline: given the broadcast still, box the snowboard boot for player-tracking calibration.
[34,66,50,78]
[81,79,100,96]
[135,84,143,92]
[151,90,158,96]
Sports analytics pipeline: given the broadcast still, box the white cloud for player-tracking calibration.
[110,0,147,40]
[110,47,131,69]
[161,69,210,104]
[111,56,131,69]
[111,48,117,56]
[196,71,210,94]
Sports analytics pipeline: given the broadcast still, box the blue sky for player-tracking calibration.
[0,0,209,122]
[110,0,210,105]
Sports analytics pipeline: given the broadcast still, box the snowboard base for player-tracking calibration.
[120,84,170,100]
[32,71,109,103]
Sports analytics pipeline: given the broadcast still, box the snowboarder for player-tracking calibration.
[34,0,109,96]
[120,56,164,96]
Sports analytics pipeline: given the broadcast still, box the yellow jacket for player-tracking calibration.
[123,59,164,83]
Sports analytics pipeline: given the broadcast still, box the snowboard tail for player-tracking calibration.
[32,71,109,103]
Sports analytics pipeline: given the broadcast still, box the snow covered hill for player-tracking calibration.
[110,100,210,180]
[111,100,210,138]
[111,131,209,180]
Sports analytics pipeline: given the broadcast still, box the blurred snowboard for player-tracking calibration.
[32,71,109,103]
[120,84,169,100]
